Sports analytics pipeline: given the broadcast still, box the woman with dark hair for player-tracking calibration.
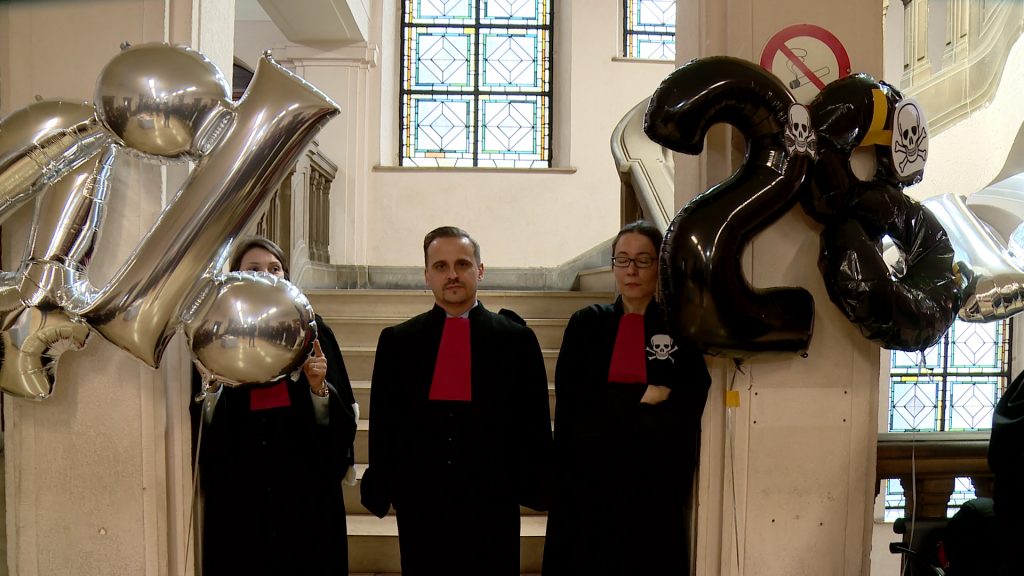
[193,236,357,576]
[543,220,711,575]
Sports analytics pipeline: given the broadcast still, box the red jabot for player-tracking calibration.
[429,317,472,401]
[250,380,291,410]
[608,313,647,384]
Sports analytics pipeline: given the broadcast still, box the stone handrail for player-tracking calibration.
[610,97,673,232]
[876,431,992,519]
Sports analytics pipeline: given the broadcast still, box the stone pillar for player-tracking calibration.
[274,44,379,273]
[0,1,232,574]
[679,0,884,574]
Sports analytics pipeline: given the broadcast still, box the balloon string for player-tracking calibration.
[185,402,205,573]
[727,361,744,575]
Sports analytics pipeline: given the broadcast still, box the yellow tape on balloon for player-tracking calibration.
[858,89,892,148]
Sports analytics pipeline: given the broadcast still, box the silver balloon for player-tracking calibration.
[0,100,109,224]
[0,146,115,398]
[922,193,1024,322]
[95,43,233,160]
[72,52,339,368]
[184,272,316,387]
[0,305,91,400]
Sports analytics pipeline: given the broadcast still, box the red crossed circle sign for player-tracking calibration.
[760,24,851,102]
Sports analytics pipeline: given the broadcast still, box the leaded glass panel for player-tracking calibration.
[401,0,552,167]
[623,0,676,60]
[888,318,1011,432]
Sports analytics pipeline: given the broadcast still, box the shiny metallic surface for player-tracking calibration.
[923,193,1024,322]
[76,53,339,367]
[0,304,91,399]
[0,100,109,224]
[184,272,316,387]
[27,145,114,272]
[95,43,233,159]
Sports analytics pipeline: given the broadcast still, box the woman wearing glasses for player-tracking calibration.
[543,220,711,575]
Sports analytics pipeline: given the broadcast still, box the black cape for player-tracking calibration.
[192,315,357,576]
[543,298,711,575]
[360,303,553,576]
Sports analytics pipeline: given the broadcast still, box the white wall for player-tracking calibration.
[233,0,679,266]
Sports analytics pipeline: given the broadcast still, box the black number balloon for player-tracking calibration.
[644,56,815,359]
[801,74,960,351]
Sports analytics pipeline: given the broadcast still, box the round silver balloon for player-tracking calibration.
[95,43,233,160]
[184,272,316,387]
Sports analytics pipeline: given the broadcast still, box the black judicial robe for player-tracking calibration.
[194,316,357,576]
[542,298,711,576]
[360,303,553,576]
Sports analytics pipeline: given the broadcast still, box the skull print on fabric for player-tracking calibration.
[784,103,817,160]
[646,334,678,363]
[892,98,927,179]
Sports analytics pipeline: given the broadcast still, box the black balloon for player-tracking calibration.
[800,74,908,223]
[804,74,959,351]
[644,56,814,358]
[819,188,959,351]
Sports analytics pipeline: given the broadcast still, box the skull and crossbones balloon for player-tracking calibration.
[892,99,928,180]
[784,103,817,160]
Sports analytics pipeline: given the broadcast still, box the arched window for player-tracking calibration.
[399,0,553,167]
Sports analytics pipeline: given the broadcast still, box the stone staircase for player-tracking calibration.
[306,288,613,575]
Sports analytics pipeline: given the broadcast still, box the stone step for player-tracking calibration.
[342,346,560,383]
[350,381,556,420]
[307,289,612,320]
[347,513,548,574]
[342,464,546,517]
[323,315,570,350]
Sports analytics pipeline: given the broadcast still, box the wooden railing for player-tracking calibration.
[255,141,337,267]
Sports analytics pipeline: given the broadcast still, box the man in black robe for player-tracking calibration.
[360,226,552,576]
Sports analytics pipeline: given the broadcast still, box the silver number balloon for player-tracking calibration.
[72,51,338,368]
[184,272,316,387]
[923,193,1024,322]
[0,44,339,399]
[0,100,109,223]
[0,146,114,398]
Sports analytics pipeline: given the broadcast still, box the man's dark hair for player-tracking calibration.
[613,220,664,256]
[423,226,481,265]
[228,236,289,279]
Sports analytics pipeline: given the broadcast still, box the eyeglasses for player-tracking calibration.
[611,255,656,268]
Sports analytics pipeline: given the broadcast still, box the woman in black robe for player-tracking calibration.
[543,220,711,575]
[192,237,358,576]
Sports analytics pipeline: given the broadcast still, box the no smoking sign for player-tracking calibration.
[760,24,851,103]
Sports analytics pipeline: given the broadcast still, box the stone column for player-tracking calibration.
[0,1,232,574]
[275,44,379,276]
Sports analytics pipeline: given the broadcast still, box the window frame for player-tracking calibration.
[621,0,677,61]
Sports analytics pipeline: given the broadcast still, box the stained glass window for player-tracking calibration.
[883,319,1012,520]
[400,0,553,167]
[888,319,1011,432]
[623,0,676,60]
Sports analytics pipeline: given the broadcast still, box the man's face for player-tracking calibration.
[425,236,484,315]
